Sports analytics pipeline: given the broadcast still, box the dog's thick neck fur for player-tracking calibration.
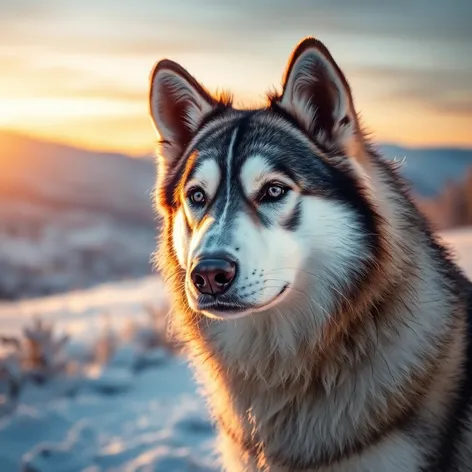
[150,38,472,471]
[158,143,469,471]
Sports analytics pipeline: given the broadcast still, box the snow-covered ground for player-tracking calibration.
[0,277,218,472]
[0,229,471,472]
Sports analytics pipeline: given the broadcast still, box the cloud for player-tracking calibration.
[350,65,472,116]
[219,0,472,43]
[0,54,144,103]
[0,0,53,31]
[395,86,472,116]
[3,1,471,68]
[2,0,471,149]
[0,0,46,16]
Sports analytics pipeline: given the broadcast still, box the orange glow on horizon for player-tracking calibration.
[0,2,471,155]
[1,91,472,156]
[0,46,471,154]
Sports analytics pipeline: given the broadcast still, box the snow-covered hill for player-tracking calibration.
[0,228,471,472]
[380,144,472,198]
[0,131,157,299]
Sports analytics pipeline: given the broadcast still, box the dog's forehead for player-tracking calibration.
[239,155,276,191]
[179,110,336,203]
[187,112,300,179]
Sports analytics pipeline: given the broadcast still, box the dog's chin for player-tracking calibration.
[188,284,291,320]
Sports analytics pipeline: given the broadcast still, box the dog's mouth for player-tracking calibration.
[196,284,290,320]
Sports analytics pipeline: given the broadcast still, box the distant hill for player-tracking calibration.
[379,144,472,198]
[0,131,155,225]
[0,131,157,299]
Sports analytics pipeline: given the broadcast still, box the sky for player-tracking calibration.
[0,0,471,155]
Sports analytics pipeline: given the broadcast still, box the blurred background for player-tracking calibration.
[1,0,472,300]
[0,2,471,471]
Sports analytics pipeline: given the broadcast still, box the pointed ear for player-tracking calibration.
[277,37,359,153]
[149,60,217,163]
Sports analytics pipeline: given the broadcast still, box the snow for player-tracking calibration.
[438,227,472,280]
[0,228,471,471]
[2,364,217,472]
[0,276,217,471]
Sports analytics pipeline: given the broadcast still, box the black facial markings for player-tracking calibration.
[207,185,243,247]
[269,162,299,186]
[163,121,233,207]
[268,101,337,156]
[202,112,275,233]
[282,200,302,231]
[246,113,380,260]
[231,111,258,157]
[193,100,232,134]
[164,150,196,208]
[167,107,380,269]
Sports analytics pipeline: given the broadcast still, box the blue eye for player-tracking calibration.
[188,187,206,206]
[259,183,288,203]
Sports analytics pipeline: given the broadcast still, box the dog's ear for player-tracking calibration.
[149,60,216,164]
[277,37,359,153]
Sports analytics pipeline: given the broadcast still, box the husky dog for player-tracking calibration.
[148,37,472,471]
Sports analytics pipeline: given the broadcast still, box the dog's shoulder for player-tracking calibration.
[435,275,472,471]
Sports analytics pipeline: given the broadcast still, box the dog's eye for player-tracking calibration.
[259,183,288,203]
[188,187,206,206]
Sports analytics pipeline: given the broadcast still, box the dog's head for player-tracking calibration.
[149,38,381,325]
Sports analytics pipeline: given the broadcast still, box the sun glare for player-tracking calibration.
[0,24,471,154]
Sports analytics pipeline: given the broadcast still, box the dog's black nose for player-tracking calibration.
[191,258,237,295]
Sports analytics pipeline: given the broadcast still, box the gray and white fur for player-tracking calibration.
[149,37,472,471]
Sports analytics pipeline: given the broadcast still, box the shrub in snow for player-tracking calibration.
[142,302,176,353]
[86,366,133,395]
[108,344,138,370]
[106,303,175,374]
[133,347,170,373]
[0,318,70,388]
[0,350,23,412]
[93,315,118,365]
[108,333,170,374]
[21,319,69,384]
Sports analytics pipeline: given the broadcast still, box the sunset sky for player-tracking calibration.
[0,0,471,156]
